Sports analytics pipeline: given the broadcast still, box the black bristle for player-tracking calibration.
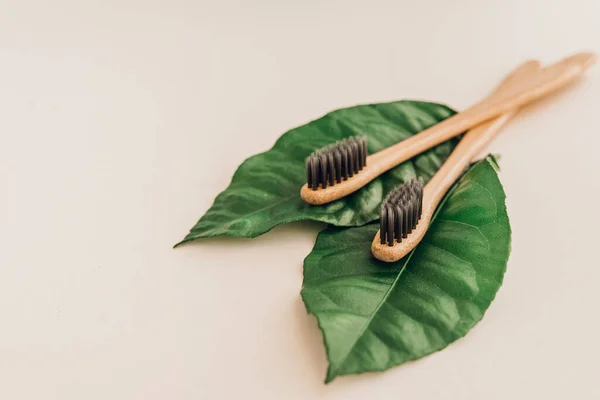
[305,136,368,190]
[379,178,424,246]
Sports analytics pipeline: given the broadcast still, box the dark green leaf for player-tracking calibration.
[177,101,458,245]
[301,156,511,382]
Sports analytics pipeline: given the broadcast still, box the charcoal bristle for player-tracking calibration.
[379,178,424,246]
[305,136,368,190]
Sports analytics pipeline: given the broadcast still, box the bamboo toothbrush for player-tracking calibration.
[371,59,545,262]
[301,52,596,206]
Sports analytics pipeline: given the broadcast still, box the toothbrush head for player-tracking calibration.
[379,178,424,246]
[305,136,367,190]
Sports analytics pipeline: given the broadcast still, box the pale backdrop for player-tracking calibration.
[1,0,599,399]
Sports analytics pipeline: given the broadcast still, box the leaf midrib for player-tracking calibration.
[197,193,299,232]
[328,172,468,376]
[330,248,417,376]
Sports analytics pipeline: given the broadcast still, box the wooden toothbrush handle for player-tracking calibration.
[367,52,596,174]
[371,60,543,263]
[423,113,512,204]
[423,60,543,206]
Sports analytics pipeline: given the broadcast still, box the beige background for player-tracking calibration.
[2,1,600,399]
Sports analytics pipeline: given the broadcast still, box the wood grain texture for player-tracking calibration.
[371,60,544,262]
[371,60,542,262]
[300,52,596,206]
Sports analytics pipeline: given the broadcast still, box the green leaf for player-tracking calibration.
[301,156,511,382]
[177,101,459,245]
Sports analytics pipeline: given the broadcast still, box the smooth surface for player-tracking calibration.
[1,1,599,399]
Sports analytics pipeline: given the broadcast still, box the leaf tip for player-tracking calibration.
[173,237,191,248]
[325,367,337,384]
[487,154,502,172]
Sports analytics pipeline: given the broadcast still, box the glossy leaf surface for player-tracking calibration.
[301,156,511,382]
[178,101,458,245]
